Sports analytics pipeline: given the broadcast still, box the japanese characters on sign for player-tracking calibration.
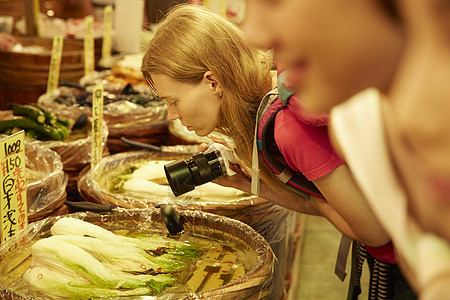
[102,5,113,64]
[91,84,104,170]
[0,131,27,244]
[47,34,64,95]
[84,15,95,76]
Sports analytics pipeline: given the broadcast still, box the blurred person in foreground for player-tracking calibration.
[242,0,450,299]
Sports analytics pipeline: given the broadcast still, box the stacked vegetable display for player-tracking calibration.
[54,83,162,108]
[0,104,73,140]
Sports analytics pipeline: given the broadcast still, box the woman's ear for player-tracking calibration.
[204,71,223,97]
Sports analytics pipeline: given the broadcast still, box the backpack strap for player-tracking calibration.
[251,88,279,195]
[252,87,324,200]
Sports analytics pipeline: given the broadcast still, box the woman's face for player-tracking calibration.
[151,73,221,136]
[244,0,404,113]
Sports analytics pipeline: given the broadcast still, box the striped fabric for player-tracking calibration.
[348,242,396,300]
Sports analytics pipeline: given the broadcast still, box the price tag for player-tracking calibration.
[0,131,27,244]
[33,0,40,36]
[84,15,95,76]
[46,35,64,94]
[220,0,226,18]
[91,84,104,170]
[101,5,113,64]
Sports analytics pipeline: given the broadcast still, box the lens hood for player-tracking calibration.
[164,159,196,196]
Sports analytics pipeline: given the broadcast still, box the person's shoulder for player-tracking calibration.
[274,108,307,142]
[274,107,331,151]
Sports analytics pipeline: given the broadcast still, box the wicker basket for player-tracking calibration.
[77,150,279,225]
[0,208,274,299]
[0,36,84,108]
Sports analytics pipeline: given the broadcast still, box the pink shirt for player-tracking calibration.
[274,96,344,181]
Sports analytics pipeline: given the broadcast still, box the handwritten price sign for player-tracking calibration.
[84,15,95,76]
[101,5,113,64]
[0,131,27,244]
[47,34,64,94]
[91,84,104,170]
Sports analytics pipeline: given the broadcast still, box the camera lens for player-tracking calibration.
[164,150,225,197]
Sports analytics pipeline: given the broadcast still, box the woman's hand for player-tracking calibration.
[212,162,252,193]
[199,140,252,192]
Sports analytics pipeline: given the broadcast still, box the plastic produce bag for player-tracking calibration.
[24,140,68,221]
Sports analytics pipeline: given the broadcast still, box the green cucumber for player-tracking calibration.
[0,119,64,140]
[54,121,69,139]
[31,103,71,127]
[56,117,71,127]
[12,104,46,124]
[25,129,39,139]
[30,103,58,125]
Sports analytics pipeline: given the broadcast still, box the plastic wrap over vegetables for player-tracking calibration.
[0,109,109,171]
[79,150,270,211]
[37,84,168,138]
[24,139,67,222]
[31,114,109,171]
[0,208,275,299]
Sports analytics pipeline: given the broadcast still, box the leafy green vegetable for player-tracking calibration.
[111,164,141,191]
[169,245,203,259]
[24,266,156,298]
[51,217,199,252]
[47,235,163,273]
[24,217,203,298]
[31,237,172,289]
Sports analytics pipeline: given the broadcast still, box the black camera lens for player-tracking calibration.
[164,150,225,197]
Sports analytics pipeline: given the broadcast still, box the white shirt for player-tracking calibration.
[331,88,450,296]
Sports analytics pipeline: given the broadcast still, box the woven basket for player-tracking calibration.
[0,208,274,299]
[0,36,84,108]
[22,138,68,222]
[77,150,292,300]
[77,150,277,225]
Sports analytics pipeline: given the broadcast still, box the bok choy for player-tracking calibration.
[24,217,202,298]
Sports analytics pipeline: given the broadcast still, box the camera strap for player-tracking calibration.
[251,88,279,196]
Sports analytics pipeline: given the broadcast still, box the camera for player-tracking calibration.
[164,144,235,197]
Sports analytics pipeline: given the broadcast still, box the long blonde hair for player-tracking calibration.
[142,5,301,200]
[141,4,272,165]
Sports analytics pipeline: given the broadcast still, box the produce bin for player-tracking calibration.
[0,208,274,299]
